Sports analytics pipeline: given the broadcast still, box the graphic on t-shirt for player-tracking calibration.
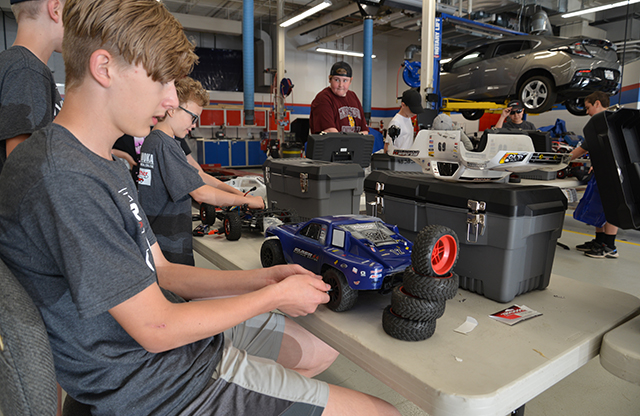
[139,152,154,169]
[138,168,151,186]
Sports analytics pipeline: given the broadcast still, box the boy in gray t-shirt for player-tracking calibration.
[0,1,400,415]
[0,0,64,175]
[138,77,263,265]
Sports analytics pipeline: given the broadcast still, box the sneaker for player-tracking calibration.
[576,239,598,252]
[585,243,619,259]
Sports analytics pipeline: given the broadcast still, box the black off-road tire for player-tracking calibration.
[411,225,459,277]
[403,268,459,301]
[518,75,557,114]
[322,268,358,312]
[391,286,446,321]
[260,239,286,267]
[382,306,436,341]
[460,109,485,121]
[200,203,218,226]
[223,212,242,241]
[564,98,588,116]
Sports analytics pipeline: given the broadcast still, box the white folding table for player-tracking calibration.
[192,232,640,416]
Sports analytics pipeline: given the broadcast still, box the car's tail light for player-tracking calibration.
[575,69,592,77]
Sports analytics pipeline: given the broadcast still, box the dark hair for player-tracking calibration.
[585,91,610,108]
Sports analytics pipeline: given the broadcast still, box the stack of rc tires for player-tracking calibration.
[383,225,460,341]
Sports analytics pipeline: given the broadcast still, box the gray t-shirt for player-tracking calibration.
[138,129,205,265]
[0,46,63,174]
[0,124,221,416]
[503,119,536,131]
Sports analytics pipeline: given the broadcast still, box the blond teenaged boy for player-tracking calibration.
[0,0,64,175]
[138,76,263,265]
[0,1,400,415]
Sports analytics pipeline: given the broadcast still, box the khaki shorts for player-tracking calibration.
[178,312,330,416]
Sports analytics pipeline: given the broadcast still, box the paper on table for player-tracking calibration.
[454,316,478,334]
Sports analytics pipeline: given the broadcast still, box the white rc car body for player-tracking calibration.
[224,175,267,198]
[388,129,570,182]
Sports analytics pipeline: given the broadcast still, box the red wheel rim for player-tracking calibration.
[431,235,457,275]
[224,219,230,234]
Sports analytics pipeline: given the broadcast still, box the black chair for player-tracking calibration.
[0,259,92,416]
[0,258,58,416]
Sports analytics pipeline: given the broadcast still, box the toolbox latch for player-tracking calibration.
[375,181,384,193]
[466,199,486,243]
[299,172,309,193]
[368,196,384,216]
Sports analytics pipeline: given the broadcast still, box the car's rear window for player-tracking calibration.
[339,222,397,246]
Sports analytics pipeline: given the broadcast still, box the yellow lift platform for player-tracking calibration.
[440,97,509,115]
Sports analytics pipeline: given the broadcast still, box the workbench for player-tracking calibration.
[192,231,640,416]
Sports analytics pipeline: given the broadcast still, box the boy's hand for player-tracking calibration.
[246,195,265,209]
[273,274,331,317]
[263,263,317,285]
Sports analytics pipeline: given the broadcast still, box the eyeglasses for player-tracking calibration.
[511,109,523,114]
[179,106,199,125]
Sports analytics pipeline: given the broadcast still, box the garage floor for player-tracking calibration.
[312,200,640,416]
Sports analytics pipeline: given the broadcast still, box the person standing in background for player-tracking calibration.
[0,0,64,175]
[310,61,369,135]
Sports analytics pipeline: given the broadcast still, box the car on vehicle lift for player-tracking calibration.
[439,35,621,118]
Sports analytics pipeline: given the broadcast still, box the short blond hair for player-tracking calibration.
[62,0,197,91]
[11,0,47,21]
[176,77,209,108]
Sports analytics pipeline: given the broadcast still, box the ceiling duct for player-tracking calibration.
[530,9,553,35]
[297,11,407,51]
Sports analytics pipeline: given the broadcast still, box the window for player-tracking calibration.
[331,229,346,249]
[300,223,327,244]
[493,41,526,58]
[451,45,490,70]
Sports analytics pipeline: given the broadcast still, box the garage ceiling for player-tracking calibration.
[160,0,640,59]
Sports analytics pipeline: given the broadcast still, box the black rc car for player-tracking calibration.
[194,203,299,241]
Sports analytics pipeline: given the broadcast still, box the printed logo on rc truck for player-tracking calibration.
[261,215,413,311]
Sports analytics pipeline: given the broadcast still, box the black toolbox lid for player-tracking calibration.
[264,158,364,181]
[365,171,567,217]
[584,108,640,229]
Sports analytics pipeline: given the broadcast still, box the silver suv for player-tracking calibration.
[439,35,621,118]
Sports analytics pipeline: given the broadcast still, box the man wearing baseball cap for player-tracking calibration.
[0,0,64,177]
[384,88,424,151]
[495,100,536,130]
[309,61,369,134]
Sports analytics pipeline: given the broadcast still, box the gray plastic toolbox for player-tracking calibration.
[263,158,364,219]
[364,171,567,303]
[370,153,423,172]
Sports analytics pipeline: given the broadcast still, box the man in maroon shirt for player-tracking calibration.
[309,61,369,134]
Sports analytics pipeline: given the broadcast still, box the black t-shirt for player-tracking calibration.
[0,124,221,415]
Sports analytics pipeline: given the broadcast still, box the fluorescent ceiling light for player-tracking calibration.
[316,47,376,58]
[562,0,640,18]
[280,0,332,28]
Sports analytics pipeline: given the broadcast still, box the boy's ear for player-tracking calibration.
[89,50,114,89]
[47,0,63,24]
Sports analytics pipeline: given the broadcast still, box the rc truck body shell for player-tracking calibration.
[388,129,570,182]
[265,215,412,291]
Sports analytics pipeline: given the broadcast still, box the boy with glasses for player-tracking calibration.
[138,76,263,266]
[0,1,400,415]
[495,100,536,130]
